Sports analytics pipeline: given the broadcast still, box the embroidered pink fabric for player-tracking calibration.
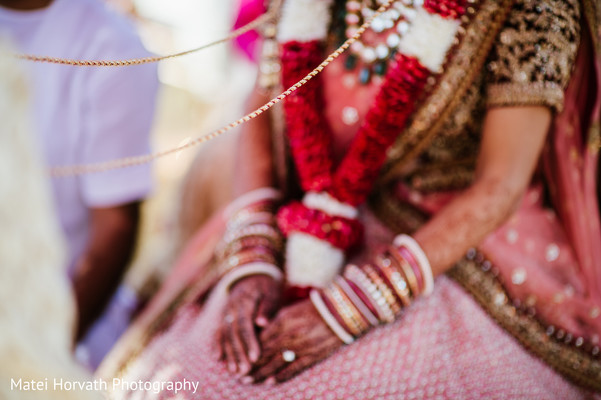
[114,275,590,399]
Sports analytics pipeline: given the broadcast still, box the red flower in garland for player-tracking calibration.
[277,202,363,251]
[423,0,467,19]
[331,54,430,206]
[281,41,334,192]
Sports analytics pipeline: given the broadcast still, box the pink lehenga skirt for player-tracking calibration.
[105,206,596,400]
[110,277,590,400]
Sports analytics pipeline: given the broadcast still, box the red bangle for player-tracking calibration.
[398,246,424,293]
[342,277,379,322]
[320,288,351,333]
[375,252,412,307]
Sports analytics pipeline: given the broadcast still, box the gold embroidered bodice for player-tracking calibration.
[402,0,581,193]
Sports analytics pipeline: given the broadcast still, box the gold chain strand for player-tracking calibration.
[15,6,277,67]
[49,0,393,177]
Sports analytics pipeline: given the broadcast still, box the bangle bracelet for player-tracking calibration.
[227,210,276,231]
[387,247,420,297]
[335,282,371,333]
[218,250,278,275]
[363,263,402,317]
[218,236,281,261]
[343,273,381,320]
[345,264,395,323]
[374,253,411,307]
[324,282,370,337]
[223,187,281,219]
[398,246,424,294]
[310,289,354,344]
[393,234,434,296]
[323,287,361,337]
[219,262,283,292]
[221,224,282,250]
[335,276,379,326]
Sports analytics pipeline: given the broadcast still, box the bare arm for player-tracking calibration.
[72,202,140,340]
[218,89,282,375]
[414,106,552,276]
[232,89,276,197]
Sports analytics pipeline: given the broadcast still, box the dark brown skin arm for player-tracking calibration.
[72,202,140,341]
[415,106,551,276]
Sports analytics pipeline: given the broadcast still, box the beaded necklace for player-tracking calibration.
[275,0,469,288]
[342,0,420,84]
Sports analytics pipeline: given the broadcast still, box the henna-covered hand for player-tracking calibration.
[246,299,343,384]
[217,275,281,375]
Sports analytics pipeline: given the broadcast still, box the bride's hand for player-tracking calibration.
[217,275,281,375]
[247,299,342,383]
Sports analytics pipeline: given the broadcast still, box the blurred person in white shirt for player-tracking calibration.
[0,0,159,368]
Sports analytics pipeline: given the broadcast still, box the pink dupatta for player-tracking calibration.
[480,16,601,342]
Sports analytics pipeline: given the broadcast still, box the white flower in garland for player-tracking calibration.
[277,0,333,43]
[285,232,345,287]
[397,6,460,72]
[285,192,359,287]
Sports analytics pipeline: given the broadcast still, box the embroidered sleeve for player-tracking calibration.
[485,0,581,112]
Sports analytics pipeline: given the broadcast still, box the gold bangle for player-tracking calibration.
[218,235,282,261]
[227,202,277,230]
[363,264,402,318]
[332,282,371,333]
[218,249,278,275]
[388,246,420,297]
[375,253,411,307]
[344,264,391,323]
[323,283,369,337]
[323,288,361,337]
[334,283,371,334]
[219,223,282,253]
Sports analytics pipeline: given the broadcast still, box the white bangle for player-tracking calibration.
[310,289,354,344]
[226,211,276,231]
[393,234,434,296]
[223,187,282,219]
[219,262,283,292]
[335,276,379,327]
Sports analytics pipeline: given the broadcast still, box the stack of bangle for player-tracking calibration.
[216,188,285,291]
[310,234,434,344]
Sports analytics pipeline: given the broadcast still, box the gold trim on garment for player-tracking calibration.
[370,190,601,392]
[487,82,566,113]
[449,258,601,392]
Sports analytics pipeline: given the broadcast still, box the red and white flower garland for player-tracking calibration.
[276,0,467,288]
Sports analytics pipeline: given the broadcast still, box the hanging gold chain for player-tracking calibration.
[16,6,276,67]
[49,0,393,177]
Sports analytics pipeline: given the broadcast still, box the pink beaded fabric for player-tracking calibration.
[113,277,591,400]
